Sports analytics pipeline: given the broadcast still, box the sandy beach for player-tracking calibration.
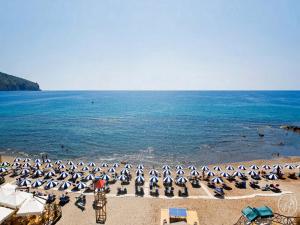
[1,155,300,225]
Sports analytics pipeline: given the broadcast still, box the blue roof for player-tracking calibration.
[169,208,187,218]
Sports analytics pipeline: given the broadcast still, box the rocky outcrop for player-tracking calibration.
[0,71,40,91]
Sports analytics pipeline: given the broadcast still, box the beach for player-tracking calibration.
[1,155,299,225]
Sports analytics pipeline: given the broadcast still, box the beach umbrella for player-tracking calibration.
[136,169,144,176]
[108,167,116,173]
[76,182,87,190]
[82,166,89,171]
[59,172,69,179]
[262,165,271,170]
[12,162,20,167]
[135,175,145,184]
[248,171,258,176]
[34,163,42,168]
[118,175,128,182]
[163,170,171,177]
[250,165,259,170]
[188,165,197,170]
[85,174,95,181]
[214,166,221,171]
[31,179,43,188]
[226,165,234,171]
[23,162,31,168]
[268,174,278,180]
[33,170,43,177]
[113,163,120,168]
[45,163,53,168]
[176,169,185,175]
[24,158,31,162]
[101,174,110,181]
[273,164,283,170]
[0,168,7,173]
[72,173,82,180]
[60,181,72,190]
[285,165,295,170]
[162,165,170,170]
[201,166,209,171]
[149,176,159,184]
[88,162,96,167]
[34,159,41,163]
[296,165,300,169]
[137,164,144,170]
[101,163,109,167]
[220,172,230,178]
[176,176,188,185]
[58,164,65,169]
[55,160,62,165]
[14,157,21,162]
[69,165,77,170]
[211,177,223,184]
[238,165,246,170]
[77,161,84,166]
[233,171,244,177]
[67,161,74,166]
[176,165,183,170]
[19,179,31,187]
[149,169,158,176]
[93,167,101,173]
[120,168,129,175]
[45,159,51,163]
[45,180,58,189]
[206,171,215,177]
[45,171,55,179]
[163,176,173,185]
[21,169,30,176]
[125,164,132,169]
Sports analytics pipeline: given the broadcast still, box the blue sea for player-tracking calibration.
[0,91,300,166]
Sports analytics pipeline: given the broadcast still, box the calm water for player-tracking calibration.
[0,91,300,166]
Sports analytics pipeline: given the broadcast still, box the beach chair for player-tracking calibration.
[261,184,270,191]
[214,187,224,198]
[75,194,86,211]
[179,187,188,197]
[222,183,232,190]
[207,182,215,189]
[250,180,260,189]
[255,206,273,218]
[242,206,259,222]
[191,179,200,188]
[0,175,5,185]
[47,194,56,204]
[288,172,297,179]
[270,184,281,193]
[165,186,174,197]
[59,195,70,206]
[235,181,246,189]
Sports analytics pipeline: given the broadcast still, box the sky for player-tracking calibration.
[0,0,299,90]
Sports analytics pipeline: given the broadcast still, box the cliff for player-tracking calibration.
[0,71,40,91]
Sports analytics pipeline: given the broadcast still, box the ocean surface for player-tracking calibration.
[0,91,300,166]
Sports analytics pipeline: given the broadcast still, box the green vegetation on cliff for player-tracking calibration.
[0,71,40,91]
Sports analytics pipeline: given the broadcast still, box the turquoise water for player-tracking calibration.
[0,91,300,166]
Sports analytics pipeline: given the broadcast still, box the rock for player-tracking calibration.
[280,125,300,134]
[0,71,40,91]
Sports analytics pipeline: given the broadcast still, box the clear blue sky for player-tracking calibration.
[0,1,299,90]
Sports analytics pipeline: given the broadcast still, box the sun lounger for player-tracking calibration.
[59,195,70,206]
[191,179,200,188]
[179,187,188,197]
[235,181,246,189]
[270,184,281,193]
[288,173,297,179]
[207,182,215,189]
[117,187,127,195]
[47,194,56,204]
[242,206,259,222]
[250,180,260,189]
[165,186,174,197]
[214,187,224,198]
[255,206,273,218]
[222,183,232,190]
[261,184,270,191]
[75,194,86,210]
[0,176,5,185]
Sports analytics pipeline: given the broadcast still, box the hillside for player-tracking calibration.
[0,71,40,91]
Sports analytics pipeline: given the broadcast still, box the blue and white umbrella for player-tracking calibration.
[85,174,95,181]
[33,170,43,177]
[72,173,82,180]
[34,163,42,168]
[14,158,21,162]
[268,174,278,180]
[77,161,84,166]
[163,176,173,184]
[285,165,295,170]
[262,165,271,170]
[12,162,20,167]
[163,170,171,177]
[101,174,110,181]
[190,170,199,176]
[120,168,130,175]
[59,164,66,169]
[214,166,221,171]
[118,174,128,182]
[135,175,145,184]
[211,177,223,184]
[149,169,159,176]
[0,168,7,173]
[59,172,69,179]
[162,165,170,170]
[250,165,259,170]
[176,165,183,170]
[82,166,89,171]
[32,179,43,188]
[176,176,188,185]
[45,171,56,179]
[60,181,72,190]
[45,163,53,168]
[137,164,144,170]
[273,164,283,170]
[248,171,258,176]
[176,170,185,175]
[220,172,230,178]
[101,163,109,167]
[201,166,209,171]
[24,158,31,162]
[55,160,62,165]
[76,182,87,190]
[226,165,234,171]
[233,171,244,177]
[19,179,31,187]
[45,159,51,163]
[188,165,197,170]
[125,164,132,169]
[108,167,116,173]
[206,171,215,177]
[136,169,144,176]
[23,162,31,168]
[21,169,30,176]
[45,180,58,189]
[67,161,74,166]
[149,176,159,184]
[238,165,246,170]
[88,162,96,167]
[93,167,101,173]
[34,159,41,163]
[113,163,120,168]
[69,165,77,170]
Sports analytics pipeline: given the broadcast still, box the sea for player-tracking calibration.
[0,91,300,166]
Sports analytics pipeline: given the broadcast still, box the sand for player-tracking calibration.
[1,155,300,225]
